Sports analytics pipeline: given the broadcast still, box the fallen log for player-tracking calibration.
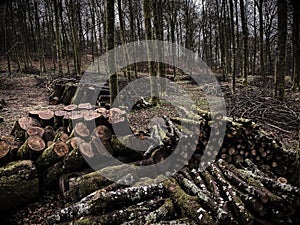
[11,116,40,141]
[0,160,39,211]
[17,135,46,160]
[163,178,215,224]
[69,198,164,225]
[48,183,165,224]
[35,141,69,172]
[0,141,11,166]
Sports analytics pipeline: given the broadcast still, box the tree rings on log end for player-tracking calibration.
[27,126,45,137]
[28,135,46,152]
[74,122,90,138]
[0,141,9,160]
[54,142,69,157]
[64,104,78,112]
[79,142,94,158]
[95,125,112,141]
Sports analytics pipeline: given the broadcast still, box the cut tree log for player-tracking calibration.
[0,141,11,166]
[35,141,69,172]
[163,178,215,224]
[17,135,46,160]
[26,126,44,139]
[43,125,56,143]
[11,116,40,141]
[0,160,39,211]
[38,110,55,127]
[47,183,165,224]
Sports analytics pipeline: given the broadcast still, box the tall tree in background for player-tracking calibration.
[117,0,131,82]
[240,0,249,84]
[275,0,287,100]
[106,0,118,106]
[256,0,265,77]
[143,0,159,105]
[292,0,300,90]
[53,0,63,75]
[229,0,236,92]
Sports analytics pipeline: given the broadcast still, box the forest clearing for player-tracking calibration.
[0,0,300,224]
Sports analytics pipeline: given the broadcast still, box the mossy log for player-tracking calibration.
[163,178,214,224]
[35,141,69,172]
[0,160,39,211]
[0,136,22,163]
[43,125,56,143]
[61,164,142,202]
[70,198,164,225]
[17,135,46,160]
[38,110,55,127]
[47,183,165,224]
[41,137,90,190]
[208,163,255,224]
[0,140,11,166]
[10,116,40,141]
[25,126,44,139]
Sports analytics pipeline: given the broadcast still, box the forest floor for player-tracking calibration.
[0,71,299,224]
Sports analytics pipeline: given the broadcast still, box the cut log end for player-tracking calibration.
[74,122,90,137]
[79,142,94,158]
[27,126,45,137]
[0,141,9,159]
[28,135,46,152]
[54,142,69,157]
[95,125,112,140]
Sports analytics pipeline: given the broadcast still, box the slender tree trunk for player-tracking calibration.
[117,0,131,82]
[229,0,236,93]
[240,0,249,84]
[54,0,63,75]
[143,0,159,105]
[106,0,118,106]
[128,0,138,78]
[252,2,257,76]
[257,0,265,77]
[292,0,300,90]
[275,0,287,100]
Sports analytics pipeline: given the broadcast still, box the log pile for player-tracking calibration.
[49,79,110,107]
[0,104,299,224]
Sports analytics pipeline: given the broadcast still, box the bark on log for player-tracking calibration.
[0,140,11,166]
[11,117,40,141]
[70,198,164,225]
[48,183,165,224]
[163,178,215,224]
[26,126,44,139]
[35,141,69,172]
[41,137,90,189]
[0,160,39,211]
[17,135,46,160]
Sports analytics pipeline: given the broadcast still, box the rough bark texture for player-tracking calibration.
[0,160,39,211]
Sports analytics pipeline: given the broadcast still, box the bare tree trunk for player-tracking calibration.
[292,0,300,90]
[257,0,265,77]
[117,0,131,82]
[229,0,236,93]
[275,0,287,100]
[106,0,118,106]
[143,0,159,105]
[54,0,63,75]
[240,0,249,84]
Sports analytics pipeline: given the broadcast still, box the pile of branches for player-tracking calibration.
[227,85,300,140]
[0,103,299,224]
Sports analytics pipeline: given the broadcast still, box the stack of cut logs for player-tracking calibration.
[0,103,299,224]
[49,79,110,106]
